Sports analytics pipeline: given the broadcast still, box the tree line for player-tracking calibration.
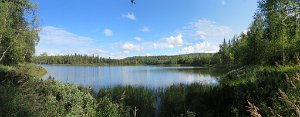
[32,53,221,66]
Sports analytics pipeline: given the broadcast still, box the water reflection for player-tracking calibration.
[41,65,220,90]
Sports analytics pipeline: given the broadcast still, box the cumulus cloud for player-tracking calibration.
[122,42,142,52]
[165,34,184,45]
[104,28,113,36]
[122,12,136,20]
[178,41,219,54]
[140,26,150,32]
[134,36,144,42]
[184,19,232,40]
[153,34,184,49]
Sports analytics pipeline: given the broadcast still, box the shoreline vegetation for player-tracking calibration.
[2,63,300,116]
[1,0,300,116]
[32,53,218,67]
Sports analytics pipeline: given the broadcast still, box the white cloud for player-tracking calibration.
[165,34,183,46]
[195,31,206,39]
[196,31,206,35]
[221,0,226,5]
[36,47,105,56]
[179,41,219,54]
[140,26,150,32]
[185,19,232,40]
[35,48,64,56]
[122,12,136,20]
[134,36,144,42]
[36,26,112,56]
[91,49,104,55]
[122,42,142,52]
[153,42,175,49]
[104,28,113,36]
[153,34,184,49]
[39,26,93,46]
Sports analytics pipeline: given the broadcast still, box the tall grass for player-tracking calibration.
[98,86,156,117]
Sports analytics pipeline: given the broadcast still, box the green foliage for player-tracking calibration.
[0,76,98,117]
[0,64,46,85]
[217,0,300,66]
[28,79,97,116]
[160,85,186,117]
[2,64,300,116]
[158,66,300,116]
[0,65,16,73]
[219,39,230,64]
[15,64,47,78]
[0,0,39,65]
[160,83,234,117]
[98,86,156,117]
[0,82,38,117]
[32,53,219,66]
[97,96,130,117]
[220,65,300,116]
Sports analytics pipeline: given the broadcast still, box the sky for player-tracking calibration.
[36,0,258,58]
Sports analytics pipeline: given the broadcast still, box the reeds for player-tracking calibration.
[278,73,300,116]
[246,100,261,117]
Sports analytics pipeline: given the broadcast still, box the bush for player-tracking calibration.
[0,77,98,116]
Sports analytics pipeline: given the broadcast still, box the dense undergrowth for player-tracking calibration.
[220,65,300,116]
[1,64,300,116]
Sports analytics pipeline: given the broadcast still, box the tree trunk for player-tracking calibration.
[0,32,20,62]
[0,43,13,62]
[133,106,138,117]
[282,44,285,65]
[23,49,28,59]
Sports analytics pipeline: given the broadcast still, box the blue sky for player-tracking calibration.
[36,0,258,58]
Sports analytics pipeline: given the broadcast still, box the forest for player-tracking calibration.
[1,0,300,116]
[32,53,218,66]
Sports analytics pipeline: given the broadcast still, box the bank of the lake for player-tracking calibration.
[1,64,300,116]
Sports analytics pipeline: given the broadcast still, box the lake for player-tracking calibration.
[41,65,220,90]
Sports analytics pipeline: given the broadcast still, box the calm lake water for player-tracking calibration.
[41,65,220,89]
